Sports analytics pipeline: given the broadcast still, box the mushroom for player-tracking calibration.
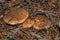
[3,8,29,25]
[33,15,51,30]
[22,18,34,28]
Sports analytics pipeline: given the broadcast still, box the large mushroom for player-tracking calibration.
[3,8,29,25]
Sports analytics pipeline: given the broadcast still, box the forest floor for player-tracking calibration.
[0,0,60,40]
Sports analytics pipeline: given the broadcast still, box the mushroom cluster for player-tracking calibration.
[3,7,51,30]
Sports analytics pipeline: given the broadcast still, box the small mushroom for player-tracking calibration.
[33,15,51,30]
[22,18,34,28]
[3,8,29,25]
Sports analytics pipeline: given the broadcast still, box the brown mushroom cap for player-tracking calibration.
[33,15,51,30]
[3,8,29,25]
[22,18,34,28]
